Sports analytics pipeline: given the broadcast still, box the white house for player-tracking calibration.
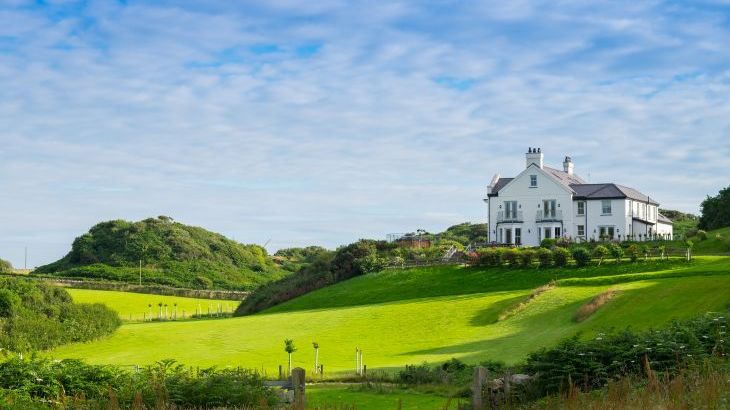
[484,148,673,246]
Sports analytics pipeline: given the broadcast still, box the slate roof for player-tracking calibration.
[570,183,659,205]
[657,213,673,224]
[488,165,659,206]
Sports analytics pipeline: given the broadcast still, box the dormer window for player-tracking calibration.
[530,175,537,187]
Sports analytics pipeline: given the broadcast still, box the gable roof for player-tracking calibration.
[657,212,673,224]
[570,183,659,205]
[489,178,513,195]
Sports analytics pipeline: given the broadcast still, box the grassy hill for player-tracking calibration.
[48,255,730,374]
[33,216,287,290]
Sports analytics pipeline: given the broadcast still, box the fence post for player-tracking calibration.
[291,367,305,409]
[472,366,486,410]
[279,365,283,380]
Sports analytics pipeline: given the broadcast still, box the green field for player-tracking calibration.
[306,385,458,409]
[50,256,730,375]
[66,289,235,321]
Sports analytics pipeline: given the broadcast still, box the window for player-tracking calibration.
[505,228,512,244]
[601,200,612,215]
[530,175,537,187]
[577,225,585,237]
[504,201,518,219]
[543,227,552,239]
[515,228,522,246]
[543,199,557,217]
[554,227,561,238]
[577,201,585,216]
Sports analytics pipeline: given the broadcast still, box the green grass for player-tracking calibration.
[49,256,730,375]
[306,385,458,409]
[66,289,235,321]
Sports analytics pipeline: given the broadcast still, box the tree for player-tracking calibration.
[699,186,730,231]
[592,245,609,266]
[0,258,12,274]
[284,339,297,375]
[312,342,320,374]
[158,302,163,319]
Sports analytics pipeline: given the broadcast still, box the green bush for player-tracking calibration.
[524,311,729,397]
[0,358,277,408]
[476,248,502,267]
[536,248,552,268]
[571,247,591,267]
[193,275,213,289]
[519,249,535,267]
[0,278,120,351]
[552,247,570,267]
[540,238,556,248]
[626,244,640,262]
[592,245,609,265]
[685,227,698,238]
[696,230,708,241]
[609,243,624,263]
[0,258,12,273]
[502,248,520,267]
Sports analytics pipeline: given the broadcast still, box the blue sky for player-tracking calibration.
[1,0,730,267]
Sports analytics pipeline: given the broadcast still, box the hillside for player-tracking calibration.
[33,216,287,290]
[48,255,730,373]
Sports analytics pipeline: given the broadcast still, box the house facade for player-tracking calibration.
[484,148,673,246]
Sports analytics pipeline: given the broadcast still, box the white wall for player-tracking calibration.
[487,165,573,247]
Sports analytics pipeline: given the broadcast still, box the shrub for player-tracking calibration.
[0,278,121,352]
[519,249,535,267]
[193,276,213,289]
[641,245,651,260]
[592,245,609,266]
[536,248,552,268]
[571,247,591,267]
[0,258,12,273]
[552,247,570,267]
[696,230,708,241]
[685,227,698,238]
[540,238,556,248]
[609,243,624,263]
[626,244,640,262]
[502,248,520,267]
[476,248,502,267]
[525,311,729,397]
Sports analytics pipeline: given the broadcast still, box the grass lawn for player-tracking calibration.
[306,385,458,409]
[48,256,730,374]
[66,288,235,321]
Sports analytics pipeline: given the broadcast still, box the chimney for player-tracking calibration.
[563,156,574,175]
[526,147,544,169]
[486,173,500,194]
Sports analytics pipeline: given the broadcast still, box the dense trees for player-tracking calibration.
[0,278,120,351]
[699,185,730,231]
[33,216,286,290]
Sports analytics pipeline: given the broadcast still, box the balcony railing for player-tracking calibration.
[536,209,563,222]
[496,211,523,223]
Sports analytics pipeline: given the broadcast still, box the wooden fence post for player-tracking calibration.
[472,366,487,410]
[278,365,283,380]
[292,367,305,409]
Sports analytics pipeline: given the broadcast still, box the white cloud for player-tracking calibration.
[0,0,729,266]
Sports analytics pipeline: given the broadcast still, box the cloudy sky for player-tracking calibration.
[1,0,729,267]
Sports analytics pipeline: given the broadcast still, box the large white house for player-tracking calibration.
[484,148,673,246]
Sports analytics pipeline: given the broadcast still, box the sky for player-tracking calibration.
[1,0,730,268]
